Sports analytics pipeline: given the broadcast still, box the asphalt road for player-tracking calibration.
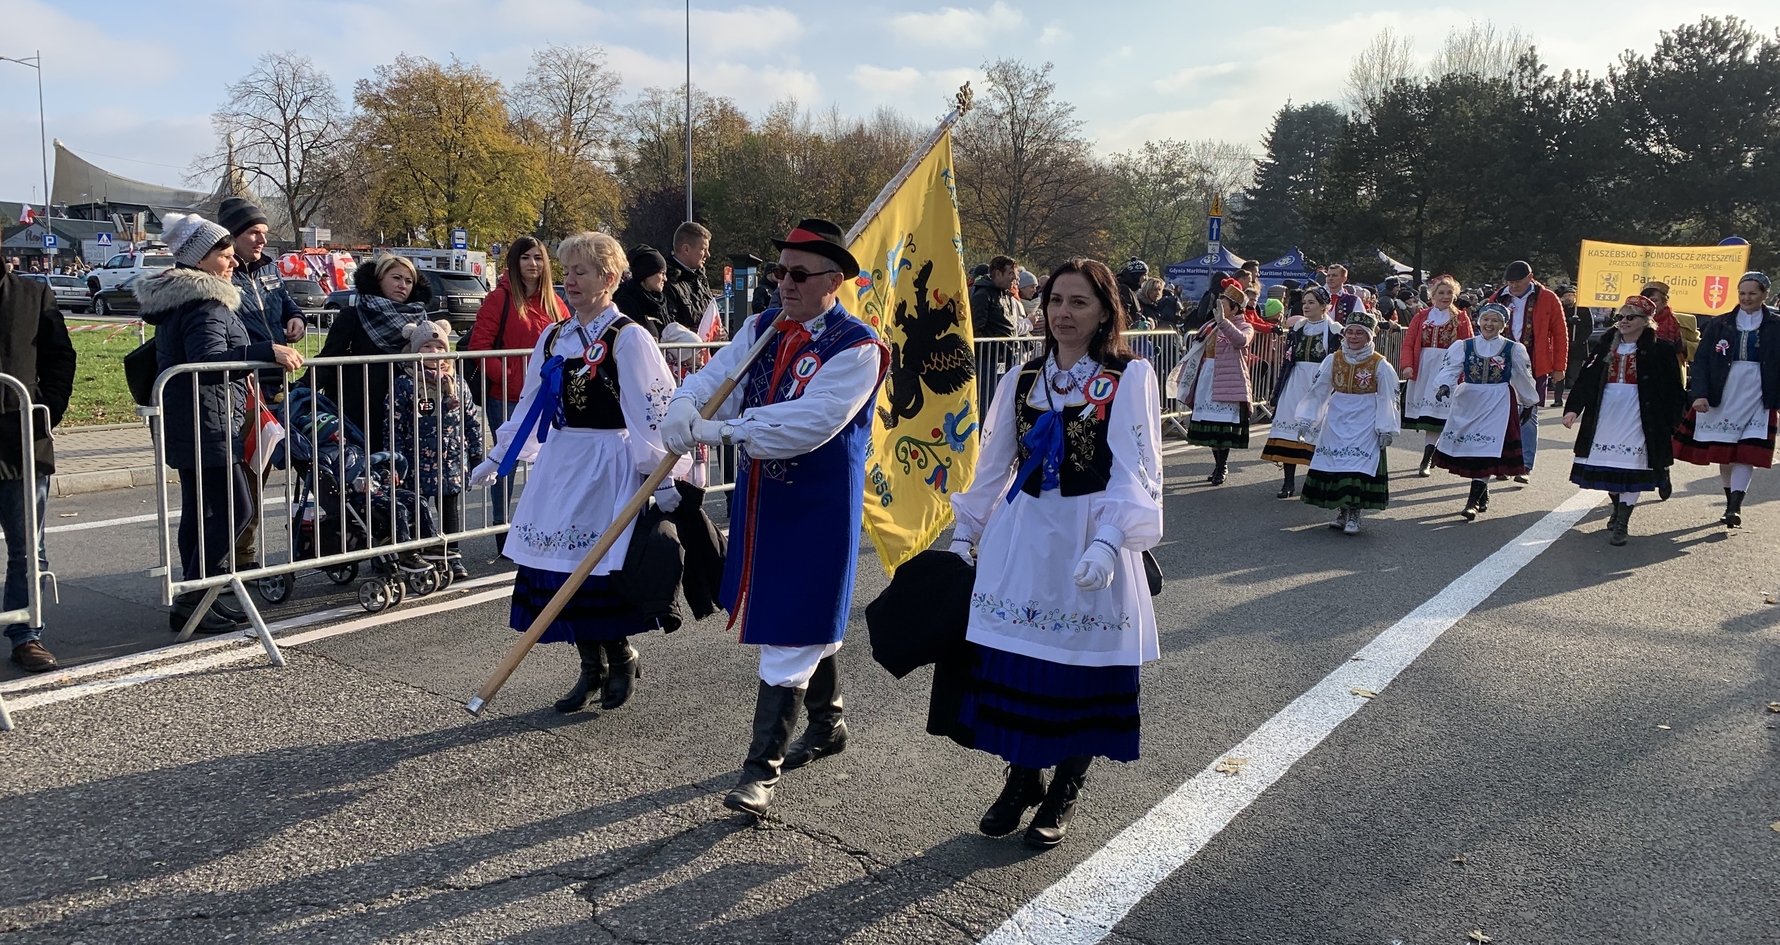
[2,417,1776,945]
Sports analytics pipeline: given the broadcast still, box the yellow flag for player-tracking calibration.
[838,130,978,574]
[1575,239,1751,316]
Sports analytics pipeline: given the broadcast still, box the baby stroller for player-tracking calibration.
[255,387,453,613]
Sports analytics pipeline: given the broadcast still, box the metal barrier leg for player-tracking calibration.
[233,576,285,668]
[172,585,224,644]
[0,691,13,732]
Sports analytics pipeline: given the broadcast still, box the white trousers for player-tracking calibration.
[758,641,842,688]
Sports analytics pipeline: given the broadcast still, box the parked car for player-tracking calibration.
[87,250,174,295]
[21,273,90,313]
[90,276,142,317]
[319,269,488,334]
[324,288,356,310]
[282,278,327,310]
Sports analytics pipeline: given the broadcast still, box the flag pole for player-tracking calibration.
[844,84,975,245]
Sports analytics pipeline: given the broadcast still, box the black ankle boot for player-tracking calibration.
[784,653,847,770]
[980,766,1046,836]
[600,640,640,709]
[1276,466,1296,499]
[1418,444,1435,477]
[1609,501,1633,545]
[1025,756,1091,848]
[1725,489,1745,528]
[1461,480,1486,520]
[1209,449,1229,485]
[725,682,805,817]
[554,638,608,713]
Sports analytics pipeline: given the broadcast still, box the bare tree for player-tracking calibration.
[1346,29,1419,115]
[197,53,347,238]
[510,44,625,239]
[1438,20,1532,80]
[1108,139,1254,265]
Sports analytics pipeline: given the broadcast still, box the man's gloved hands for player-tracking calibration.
[469,458,500,487]
[652,481,682,513]
[692,419,727,446]
[662,398,700,454]
[1072,541,1117,590]
[1376,431,1394,448]
[948,537,975,564]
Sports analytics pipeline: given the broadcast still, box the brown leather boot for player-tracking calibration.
[10,640,58,673]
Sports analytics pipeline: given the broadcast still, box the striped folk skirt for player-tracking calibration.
[1672,409,1777,468]
[957,643,1140,769]
[1301,453,1390,511]
[510,564,648,645]
[1188,404,1252,450]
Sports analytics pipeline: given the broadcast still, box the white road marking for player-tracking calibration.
[47,512,165,534]
[979,488,1604,945]
[1,573,516,701]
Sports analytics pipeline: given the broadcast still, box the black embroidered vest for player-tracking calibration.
[1011,358,1120,498]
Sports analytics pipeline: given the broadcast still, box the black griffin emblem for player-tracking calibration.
[878,259,974,429]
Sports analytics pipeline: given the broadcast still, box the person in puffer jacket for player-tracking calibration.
[387,319,484,580]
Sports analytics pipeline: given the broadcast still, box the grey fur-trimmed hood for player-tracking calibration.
[134,266,243,323]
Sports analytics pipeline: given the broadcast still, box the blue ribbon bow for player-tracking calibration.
[497,355,565,478]
[1005,409,1065,503]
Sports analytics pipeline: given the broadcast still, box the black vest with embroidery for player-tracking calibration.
[546,316,631,430]
[1011,358,1120,498]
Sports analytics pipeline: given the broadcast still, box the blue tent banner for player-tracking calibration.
[1164,246,1314,304]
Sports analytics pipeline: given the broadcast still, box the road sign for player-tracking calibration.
[489,242,503,260]
[95,232,113,247]
[1208,217,1223,244]
[41,233,57,251]
[723,265,733,288]
[450,228,468,250]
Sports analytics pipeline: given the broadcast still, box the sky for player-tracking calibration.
[0,0,1772,205]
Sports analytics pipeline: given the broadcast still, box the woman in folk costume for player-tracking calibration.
[468,232,690,713]
[947,258,1163,849]
[1181,277,1255,485]
[1562,296,1687,545]
[1260,285,1338,498]
[1429,303,1538,520]
[1295,311,1399,534]
[1399,274,1474,476]
[1672,271,1780,529]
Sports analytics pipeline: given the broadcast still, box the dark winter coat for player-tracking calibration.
[663,254,713,333]
[1686,306,1780,409]
[0,258,76,477]
[307,261,435,454]
[233,253,304,394]
[611,481,727,632]
[386,369,484,497]
[613,278,670,338]
[136,267,273,470]
[1564,327,1687,468]
[969,275,1018,338]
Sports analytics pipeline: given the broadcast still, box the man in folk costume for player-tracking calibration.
[662,218,889,817]
[1491,260,1569,481]
[1323,264,1363,325]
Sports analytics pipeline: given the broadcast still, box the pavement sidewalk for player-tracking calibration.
[48,422,171,497]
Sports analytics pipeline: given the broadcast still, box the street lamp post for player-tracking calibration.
[0,51,50,223]
[684,0,693,221]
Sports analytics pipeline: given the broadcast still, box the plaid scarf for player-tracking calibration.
[358,293,429,352]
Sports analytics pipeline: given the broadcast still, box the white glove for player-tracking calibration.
[948,537,975,564]
[652,481,682,513]
[1072,541,1117,590]
[1376,431,1394,448]
[469,458,500,487]
[662,398,700,455]
[691,418,727,447]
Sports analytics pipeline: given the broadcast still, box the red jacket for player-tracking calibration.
[467,279,563,402]
[1397,309,1474,380]
[1494,282,1569,378]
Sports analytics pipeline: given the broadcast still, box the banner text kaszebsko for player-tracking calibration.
[1575,240,1751,316]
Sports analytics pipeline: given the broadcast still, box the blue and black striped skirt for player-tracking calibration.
[957,643,1140,769]
[511,564,647,645]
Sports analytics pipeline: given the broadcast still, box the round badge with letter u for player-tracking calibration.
[583,339,609,372]
[789,353,822,396]
[1084,372,1118,419]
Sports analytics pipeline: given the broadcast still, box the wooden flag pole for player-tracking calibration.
[464,318,785,716]
[843,84,974,245]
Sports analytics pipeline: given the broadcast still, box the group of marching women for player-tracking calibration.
[473,225,1163,850]
[1191,270,1780,543]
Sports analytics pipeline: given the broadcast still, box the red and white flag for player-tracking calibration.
[242,383,285,475]
[696,299,725,342]
[17,204,35,225]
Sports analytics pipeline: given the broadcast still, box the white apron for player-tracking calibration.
[1582,381,1649,470]
[1693,361,1767,443]
[504,427,640,574]
[1403,345,1453,422]
[1437,384,1511,458]
[1267,367,1315,441]
[1192,357,1241,424]
[1309,391,1382,474]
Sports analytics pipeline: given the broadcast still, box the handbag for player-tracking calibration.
[124,338,160,407]
[464,289,515,406]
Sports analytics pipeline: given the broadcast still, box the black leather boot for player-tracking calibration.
[1608,501,1633,546]
[784,653,847,770]
[601,640,641,709]
[1025,755,1092,848]
[1276,465,1296,499]
[1725,489,1745,528]
[1209,448,1229,485]
[724,682,805,817]
[1476,482,1491,513]
[169,592,242,634]
[1418,444,1436,477]
[1461,480,1485,520]
[553,638,608,713]
[979,766,1046,837]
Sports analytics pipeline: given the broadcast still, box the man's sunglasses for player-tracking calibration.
[781,267,840,283]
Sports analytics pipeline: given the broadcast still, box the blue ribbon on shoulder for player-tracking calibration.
[1004,409,1065,503]
[497,355,565,478]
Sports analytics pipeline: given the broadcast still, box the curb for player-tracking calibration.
[49,466,177,498]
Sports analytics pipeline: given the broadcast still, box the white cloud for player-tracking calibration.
[889,2,1025,48]
[1038,24,1067,47]
[849,65,979,115]
[636,5,806,49]
[1152,62,1242,94]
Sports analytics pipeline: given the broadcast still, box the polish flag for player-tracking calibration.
[17,204,35,225]
[242,383,286,475]
[697,299,725,343]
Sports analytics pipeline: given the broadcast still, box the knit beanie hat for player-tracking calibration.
[628,245,667,281]
[402,319,453,354]
[161,212,231,267]
[217,197,271,237]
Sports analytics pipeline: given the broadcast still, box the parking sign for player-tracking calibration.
[451,228,468,250]
[41,233,57,251]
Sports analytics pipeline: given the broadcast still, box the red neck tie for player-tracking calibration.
[768,319,812,397]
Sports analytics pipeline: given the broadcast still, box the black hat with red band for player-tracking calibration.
[772,218,861,279]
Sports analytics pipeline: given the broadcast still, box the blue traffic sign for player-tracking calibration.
[450,228,468,250]
[1207,217,1223,244]
[95,232,113,247]
[41,234,57,250]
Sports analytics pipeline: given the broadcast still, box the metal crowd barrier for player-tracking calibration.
[0,373,50,732]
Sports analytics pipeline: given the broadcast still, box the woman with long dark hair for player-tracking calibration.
[946,258,1163,849]
[468,237,565,547]
[1562,296,1686,545]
